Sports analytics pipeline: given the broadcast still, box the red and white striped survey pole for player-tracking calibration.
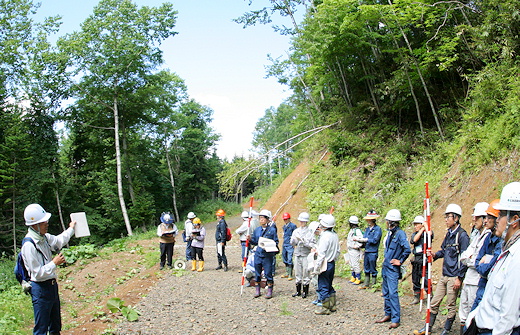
[423,182,433,335]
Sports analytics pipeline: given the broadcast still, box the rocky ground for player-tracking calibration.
[115,216,441,335]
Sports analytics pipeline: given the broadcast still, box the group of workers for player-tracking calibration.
[17,182,520,334]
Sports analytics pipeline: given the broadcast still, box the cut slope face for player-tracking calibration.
[263,159,311,226]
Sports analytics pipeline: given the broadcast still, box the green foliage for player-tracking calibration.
[106,297,140,322]
[61,244,98,265]
[0,285,32,335]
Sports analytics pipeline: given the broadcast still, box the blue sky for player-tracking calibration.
[36,0,300,159]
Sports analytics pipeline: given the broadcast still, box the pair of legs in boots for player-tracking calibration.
[215,245,228,271]
[254,281,273,299]
[254,255,275,299]
[292,282,310,298]
[191,246,204,271]
[315,261,336,315]
[414,276,460,335]
[359,272,377,289]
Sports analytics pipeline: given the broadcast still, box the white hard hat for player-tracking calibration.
[445,204,462,216]
[472,202,489,217]
[494,182,520,211]
[241,211,249,219]
[24,204,51,226]
[385,209,402,222]
[259,209,272,219]
[349,215,359,224]
[187,212,196,219]
[308,221,320,234]
[319,214,336,228]
[298,212,310,222]
[413,215,425,224]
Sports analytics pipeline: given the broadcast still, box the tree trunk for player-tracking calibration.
[387,0,444,140]
[165,145,180,222]
[360,59,381,114]
[12,161,16,254]
[113,97,133,236]
[52,172,67,233]
[121,122,136,204]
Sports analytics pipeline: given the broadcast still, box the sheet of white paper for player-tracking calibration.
[70,212,90,238]
[258,237,279,252]
[217,243,223,256]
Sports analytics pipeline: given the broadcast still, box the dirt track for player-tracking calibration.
[114,216,439,335]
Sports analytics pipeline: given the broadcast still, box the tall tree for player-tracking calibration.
[58,0,177,236]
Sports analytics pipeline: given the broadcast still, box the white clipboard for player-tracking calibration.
[70,212,90,238]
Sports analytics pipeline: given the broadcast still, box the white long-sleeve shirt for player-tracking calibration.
[22,227,74,282]
[290,226,316,256]
[315,230,340,273]
[474,237,520,334]
[236,219,258,241]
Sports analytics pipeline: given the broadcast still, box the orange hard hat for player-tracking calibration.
[282,212,291,220]
[215,209,226,217]
[486,199,500,218]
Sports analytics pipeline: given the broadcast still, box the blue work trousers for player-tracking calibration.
[255,255,274,283]
[186,238,193,260]
[317,261,336,301]
[282,244,294,266]
[382,266,401,323]
[364,251,379,276]
[240,241,247,260]
[31,279,61,335]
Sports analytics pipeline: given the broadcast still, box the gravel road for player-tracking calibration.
[117,216,437,335]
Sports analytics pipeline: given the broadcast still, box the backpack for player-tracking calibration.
[14,237,43,292]
[226,227,232,241]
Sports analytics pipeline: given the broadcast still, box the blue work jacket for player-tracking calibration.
[383,226,411,272]
[250,224,279,258]
[283,221,297,246]
[364,224,382,253]
[434,224,470,278]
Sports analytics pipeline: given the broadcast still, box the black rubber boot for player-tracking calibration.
[302,284,309,298]
[292,283,302,297]
[440,317,455,335]
[414,313,437,335]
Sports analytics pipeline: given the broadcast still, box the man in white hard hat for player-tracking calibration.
[346,215,364,285]
[249,209,278,299]
[21,203,76,335]
[471,200,503,311]
[467,182,520,335]
[289,212,315,298]
[313,214,340,315]
[458,202,489,330]
[375,209,411,329]
[236,210,252,272]
[281,212,297,281]
[409,215,433,304]
[184,212,196,262]
[414,204,470,335]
